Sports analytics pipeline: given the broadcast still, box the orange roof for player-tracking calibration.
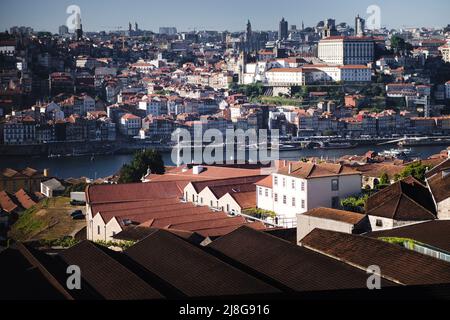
[278,162,360,179]
[229,191,256,210]
[146,166,266,183]
[267,68,303,73]
[303,207,366,225]
[0,191,18,213]
[121,113,140,120]
[14,189,37,209]
[255,176,273,189]
[86,181,185,205]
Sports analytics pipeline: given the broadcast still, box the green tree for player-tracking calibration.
[118,149,165,184]
[341,194,370,213]
[395,161,430,183]
[379,172,390,185]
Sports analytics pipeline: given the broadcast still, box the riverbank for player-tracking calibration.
[0,145,446,180]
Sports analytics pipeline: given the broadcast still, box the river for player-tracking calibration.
[0,145,446,179]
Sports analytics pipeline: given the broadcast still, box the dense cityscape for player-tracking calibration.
[1,0,450,307]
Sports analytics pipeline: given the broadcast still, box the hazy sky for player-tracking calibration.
[0,0,449,33]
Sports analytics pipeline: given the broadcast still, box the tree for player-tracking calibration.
[118,149,165,184]
[395,161,430,183]
[379,172,390,185]
[341,194,370,213]
[390,35,413,54]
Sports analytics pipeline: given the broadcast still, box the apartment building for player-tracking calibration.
[256,162,362,227]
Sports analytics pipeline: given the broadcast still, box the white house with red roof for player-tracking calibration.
[256,162,362,227]
[119,113,141,136]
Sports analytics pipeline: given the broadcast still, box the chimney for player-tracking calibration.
[43,168,50,177]
[283,160,288,167]
[288,163,293,174]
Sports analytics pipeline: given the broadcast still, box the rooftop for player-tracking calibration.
[303,207,366,225]
[301,229,450,286]
[365,176,437,221]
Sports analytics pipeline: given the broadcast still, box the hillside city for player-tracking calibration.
[1,3,450,304]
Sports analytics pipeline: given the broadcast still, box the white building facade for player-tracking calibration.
[318,36,375,65]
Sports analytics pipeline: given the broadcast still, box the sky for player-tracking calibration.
[0,0,449,33]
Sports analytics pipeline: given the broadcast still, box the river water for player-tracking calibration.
[0,145,446,179]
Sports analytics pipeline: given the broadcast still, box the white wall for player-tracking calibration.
[437,197,450,220]
[256,186,274,212]
[198,188,219,208]
[268,173,361,227]
[218,193,242,215]
[297,215,355,243]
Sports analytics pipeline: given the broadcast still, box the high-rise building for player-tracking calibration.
[355,15,366,37]
[279,18,288,41]
[59,25,69,36]
[323,18,337,38]
[75,13,83,41]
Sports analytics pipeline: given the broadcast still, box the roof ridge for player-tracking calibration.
[401,193,437,219]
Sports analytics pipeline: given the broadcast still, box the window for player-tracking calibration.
[376,219,383,227]
[259,187,262,196]
[292,197,296,207]
[301,199,305,209]
[292,180,296,189]
[265,189,269,197]
[283,195,287,205]
[274,176,278,186]
[97,226,101,235]
[200,197,203,204]
[301,182,305,191]
[274,193,278,202]
[332,197,340,209]
[282,178,286,187]
[227,204,230,212]
[332,179,339,191]
[210,201,213,207]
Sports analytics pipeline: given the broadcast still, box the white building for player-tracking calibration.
[138,96,167,116]
[439,45,450,63]
[338,65,372,82]
[256,162,362,227]
[265,68,305,86]
[119,114,141,136]
[297,207,369,242]
[40,179,65,198]
[318,36,375,65]
[0,40,16,56]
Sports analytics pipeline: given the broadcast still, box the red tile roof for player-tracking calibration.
[301,229,450,286]
[86,181,185,205]
[278,162,360,179]
[366,176,437,221]
[14,189,37,210]
[0,191,18,213]
[303,207,366,225]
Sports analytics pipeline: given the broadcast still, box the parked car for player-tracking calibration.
[70,210,83,217]
[72,213,85,220]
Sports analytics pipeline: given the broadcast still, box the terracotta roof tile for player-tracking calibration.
[301,229,450,286]
[303,207,366,225]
